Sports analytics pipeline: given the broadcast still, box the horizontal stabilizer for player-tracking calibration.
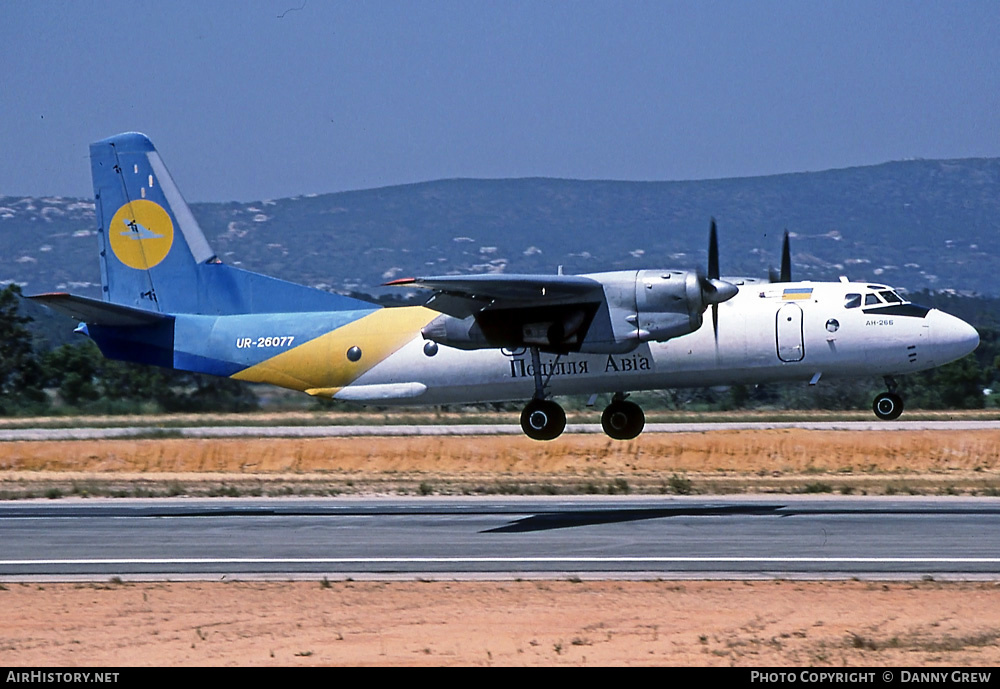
[27,293,173,326]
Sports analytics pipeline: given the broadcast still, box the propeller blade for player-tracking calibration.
[780,230,792,282]
[703,219,737,346]
[768,267,780,283]
[699,278,737,346]
[708,218,719,280]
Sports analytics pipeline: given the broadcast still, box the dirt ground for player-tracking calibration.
[3,580,1000,666]
[3,427,1000,666]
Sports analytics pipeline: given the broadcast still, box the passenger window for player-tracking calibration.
[880,290,902,304]
[844,293,861,309]
[865,293,881,306]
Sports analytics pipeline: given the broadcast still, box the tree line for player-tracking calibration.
[0,284,997,416]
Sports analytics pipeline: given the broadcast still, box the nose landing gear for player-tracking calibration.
[873,376,905,421]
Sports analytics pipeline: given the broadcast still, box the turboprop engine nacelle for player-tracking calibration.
[631,269,736,342]
[421,313,494,351]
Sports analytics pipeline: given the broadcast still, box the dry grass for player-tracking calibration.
[2,429,999,497]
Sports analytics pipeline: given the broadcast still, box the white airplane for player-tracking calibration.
[30,133,980,440]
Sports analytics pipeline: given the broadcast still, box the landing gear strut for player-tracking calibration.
[873,376,904,421]
[519,347,567,440]
[601,393,645,440]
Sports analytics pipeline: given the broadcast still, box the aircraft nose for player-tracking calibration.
[930,310,979,365]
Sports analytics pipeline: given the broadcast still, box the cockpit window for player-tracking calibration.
[844,293,862,309]
[880,290,903,303]
[865,293,882,306]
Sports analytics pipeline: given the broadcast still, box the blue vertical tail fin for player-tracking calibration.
[90,132,373,315]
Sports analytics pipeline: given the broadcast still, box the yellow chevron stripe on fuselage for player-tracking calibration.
[230,306,437,395]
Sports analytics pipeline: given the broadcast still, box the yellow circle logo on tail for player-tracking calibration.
[108,200,174,270]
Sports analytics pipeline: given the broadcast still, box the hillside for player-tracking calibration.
[2,157,999,299]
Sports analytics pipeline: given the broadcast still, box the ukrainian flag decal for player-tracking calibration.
[782,287,813,301]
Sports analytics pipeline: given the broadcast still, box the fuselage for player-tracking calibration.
[159,277,979,406]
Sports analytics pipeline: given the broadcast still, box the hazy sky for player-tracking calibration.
[2,1,998,201]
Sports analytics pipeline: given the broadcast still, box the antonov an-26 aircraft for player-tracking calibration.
[30,133,980,440]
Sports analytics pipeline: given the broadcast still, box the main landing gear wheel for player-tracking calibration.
[520,399,567,441]
[872,392,904,421]
[601,400,645,440]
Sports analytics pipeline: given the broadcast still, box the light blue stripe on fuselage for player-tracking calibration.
[172,309,379,377]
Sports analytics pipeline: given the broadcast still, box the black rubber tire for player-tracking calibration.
[601,400,646,440]
[520,399,567,441]
[872,392,904,421]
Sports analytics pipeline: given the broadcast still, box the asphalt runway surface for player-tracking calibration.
[2,496,1000,581]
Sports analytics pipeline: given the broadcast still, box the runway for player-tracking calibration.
[2,496,1000,581]
[3,419,1000,440]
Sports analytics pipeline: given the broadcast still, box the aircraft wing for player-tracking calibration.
[386,274,605,318]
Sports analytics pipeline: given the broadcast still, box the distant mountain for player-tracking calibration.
[3,157,999,299]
